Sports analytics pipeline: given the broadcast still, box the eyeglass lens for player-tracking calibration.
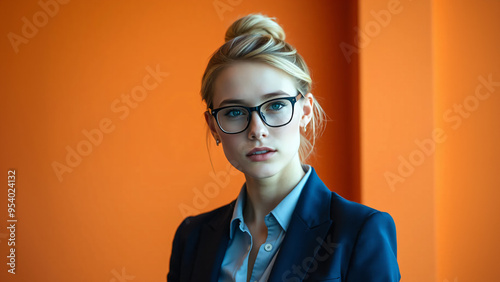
[216,98,294,133]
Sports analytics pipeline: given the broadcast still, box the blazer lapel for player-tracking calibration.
[190,201,235,282]
[268,168,334,281]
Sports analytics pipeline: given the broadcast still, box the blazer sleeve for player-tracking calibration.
[345,211,401,282]
[167,218,190,282]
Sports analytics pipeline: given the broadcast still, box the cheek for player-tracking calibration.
[274,118,302,146]
[220,131,242,144]
[287,115,303,146]
[219,135,244,164]
[283,113,302,134]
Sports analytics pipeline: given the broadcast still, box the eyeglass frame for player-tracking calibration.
[208,92,304,134]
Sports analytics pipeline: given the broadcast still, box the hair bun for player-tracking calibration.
[224,13,286,42]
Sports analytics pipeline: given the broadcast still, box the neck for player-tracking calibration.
[243,159,306,224]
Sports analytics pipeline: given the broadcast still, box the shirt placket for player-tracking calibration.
[248,214,282,282]
[233,220,253,282]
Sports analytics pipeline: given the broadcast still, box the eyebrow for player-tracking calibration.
[218,90,293,107]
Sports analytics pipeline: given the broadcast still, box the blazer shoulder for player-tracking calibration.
[168,201,235,282]
[329,194,400,281]
[175,200,235,236]
[330,192,396,232]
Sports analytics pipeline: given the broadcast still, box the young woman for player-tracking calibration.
[168,14,400,282]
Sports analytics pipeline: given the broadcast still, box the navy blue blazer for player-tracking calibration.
[167,168,401,281]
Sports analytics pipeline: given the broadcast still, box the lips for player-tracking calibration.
[246,147,276,162]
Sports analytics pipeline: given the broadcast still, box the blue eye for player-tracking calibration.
[223,108,246,118]
[227,110,241,117]
[268,102,286,111]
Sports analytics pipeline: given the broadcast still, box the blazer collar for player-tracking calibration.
[190,201,235,282]
[189,167,333,282]
[268,167,334,281]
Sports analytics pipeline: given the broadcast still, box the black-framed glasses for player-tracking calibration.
[208,92,304,134]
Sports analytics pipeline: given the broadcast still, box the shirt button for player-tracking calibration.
[264,243,273,252]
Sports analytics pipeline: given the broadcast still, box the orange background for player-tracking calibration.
[0,0,498,281]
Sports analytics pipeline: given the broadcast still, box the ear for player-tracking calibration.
[300,93,314,127]
[204,111,219,139]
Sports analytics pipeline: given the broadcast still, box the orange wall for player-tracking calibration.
[4,1,497,281]
[434,1,500,281]
[359,0,436,280]
[359,0,500,281]
[0,1,357,281]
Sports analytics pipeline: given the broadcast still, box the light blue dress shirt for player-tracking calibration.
[218,165,312,282]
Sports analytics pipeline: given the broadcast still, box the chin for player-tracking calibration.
[225,151,295,180]
[238,162,283,179]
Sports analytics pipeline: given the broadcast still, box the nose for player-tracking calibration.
[247,111,268,140]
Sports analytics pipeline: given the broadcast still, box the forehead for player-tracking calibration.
[212,61,297,107]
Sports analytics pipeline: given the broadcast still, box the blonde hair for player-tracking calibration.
[201,13,326,162]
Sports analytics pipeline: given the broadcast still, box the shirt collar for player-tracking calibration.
[229,184,247,239]
[229,165,312,239]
